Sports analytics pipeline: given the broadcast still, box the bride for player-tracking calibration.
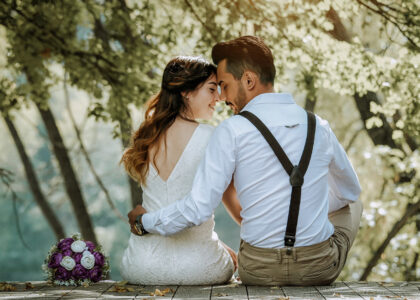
[119,56,241,285]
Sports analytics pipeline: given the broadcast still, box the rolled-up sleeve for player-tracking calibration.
[142,121,236,236]
[328,126,362,212]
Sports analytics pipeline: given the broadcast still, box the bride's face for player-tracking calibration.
[185,74,220,120]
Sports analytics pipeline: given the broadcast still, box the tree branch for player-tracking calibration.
[183,0,218,43]
[360,198,420,280]
[63,73,126,222]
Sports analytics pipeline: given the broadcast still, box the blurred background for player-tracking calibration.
[0,0,419,282]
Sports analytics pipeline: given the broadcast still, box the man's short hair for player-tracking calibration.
[211,36,275,85]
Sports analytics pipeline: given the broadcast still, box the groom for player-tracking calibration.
[129,36,363,286]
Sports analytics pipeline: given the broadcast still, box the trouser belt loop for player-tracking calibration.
[277,248,282,264]
[292,247,297,262]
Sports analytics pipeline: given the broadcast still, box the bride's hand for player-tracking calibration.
[128,204,147,233]
[222,244,238,272]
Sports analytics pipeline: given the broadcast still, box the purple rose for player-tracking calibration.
[93,252,105,267]
[55,266,71,281]
[48,252,63,268]
[85,241,95,252]
[72,253,83,264]
[88,266,102,282]
[71,264,88,279]
[57,238,74,251]
[63,249,73,257]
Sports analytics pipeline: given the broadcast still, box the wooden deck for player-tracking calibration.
[0,281,419,299]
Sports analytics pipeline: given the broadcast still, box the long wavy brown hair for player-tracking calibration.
[120,56,216,185]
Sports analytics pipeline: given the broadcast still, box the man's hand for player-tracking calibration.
[128,204,147,235]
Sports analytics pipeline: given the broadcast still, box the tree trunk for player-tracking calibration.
[117,108,143,208]
[326,7,417,151]
[4,115,66,241]
[35,103,98,244]
[326,7,419,280]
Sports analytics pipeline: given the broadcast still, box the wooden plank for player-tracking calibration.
[134,285,178,299]
[99,282,150,300]
[344,282,396,299]
[23,283,79,300]
[172,285,212,299]
[61,280,116,299]
[378,282,420,299]
[315,282,364,299]
[0,281,49,299]
[409,281,420,291]
[246,285,286,299]
[282,285,324,299]
[211,283,248,299]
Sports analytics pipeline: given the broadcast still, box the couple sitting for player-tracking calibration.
[119,36,363,286]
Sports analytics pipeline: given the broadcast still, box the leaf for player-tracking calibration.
[215,292,228,296]
[161,287,174,294]
[25,282,35,289]
[109,284,136,293]
[0,283,16,291]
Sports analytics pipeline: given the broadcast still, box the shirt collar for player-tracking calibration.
[240,93,295,112]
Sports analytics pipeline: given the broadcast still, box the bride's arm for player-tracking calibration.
[222,179,242,225]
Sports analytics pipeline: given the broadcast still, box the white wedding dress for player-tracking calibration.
[120,123,234,285]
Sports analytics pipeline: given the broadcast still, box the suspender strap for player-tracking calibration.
[239,110,316,248]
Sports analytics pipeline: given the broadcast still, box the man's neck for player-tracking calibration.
[246,85,274,104]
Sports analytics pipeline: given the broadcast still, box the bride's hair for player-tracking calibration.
[121,56,216,185]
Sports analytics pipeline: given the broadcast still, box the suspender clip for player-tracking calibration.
[290,165,304,187]
[284,235,295,247]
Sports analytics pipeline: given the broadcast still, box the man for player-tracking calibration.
[129,36,362,286]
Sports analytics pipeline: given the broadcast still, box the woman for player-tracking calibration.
[119,56,241,285]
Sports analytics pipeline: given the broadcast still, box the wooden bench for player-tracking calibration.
[0,281,419,299]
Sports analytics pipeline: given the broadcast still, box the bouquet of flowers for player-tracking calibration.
[42,233,110,286]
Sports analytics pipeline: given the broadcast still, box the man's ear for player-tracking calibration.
[242,71,257,90]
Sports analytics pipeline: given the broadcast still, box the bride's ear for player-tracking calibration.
[181,91,191,101]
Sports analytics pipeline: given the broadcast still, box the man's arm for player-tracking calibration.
[141,121,237,236]
[328,126,362,212]
[222,178,242,225]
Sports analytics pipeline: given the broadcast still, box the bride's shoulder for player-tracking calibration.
[198,123,216,135]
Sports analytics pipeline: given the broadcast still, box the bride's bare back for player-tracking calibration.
[149,118,199,182]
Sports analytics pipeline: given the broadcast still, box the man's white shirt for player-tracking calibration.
[142,93,361,248]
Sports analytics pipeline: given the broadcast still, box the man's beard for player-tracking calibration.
[233,83,247,114]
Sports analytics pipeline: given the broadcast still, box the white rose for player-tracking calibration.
[82,250,92,257]
[81,254,95,269]
[70,240,86,253]
[60,256,76,271]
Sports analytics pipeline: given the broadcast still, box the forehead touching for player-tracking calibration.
[204,74,217,87]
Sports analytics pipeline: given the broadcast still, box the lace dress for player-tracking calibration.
[120,124,234,285]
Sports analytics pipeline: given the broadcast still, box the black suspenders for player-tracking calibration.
[239,110,316,249]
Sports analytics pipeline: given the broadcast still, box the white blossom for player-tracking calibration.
[81,254,95,269]
[60,256,76,271]
[71,240,87,253]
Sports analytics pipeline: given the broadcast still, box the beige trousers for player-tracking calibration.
[238,200,363,286]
